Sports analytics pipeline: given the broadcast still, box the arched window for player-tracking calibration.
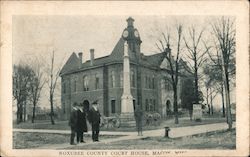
[73,78,77,92]
[111,99,116,114]
[145,99,149,111]
[111,71,115,88]
[131,70,135,87]
[120,71,123,87]
[95,74,100,90]
[62,82,66,93]
[152,76,155,89]
[83,76,89,91]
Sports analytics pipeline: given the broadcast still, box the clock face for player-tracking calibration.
[122,30,129,38]
[134,30,139,37]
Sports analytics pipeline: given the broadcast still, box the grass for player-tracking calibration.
[13,132,123,149]
[13,116,228,132]
[67,129,236,150]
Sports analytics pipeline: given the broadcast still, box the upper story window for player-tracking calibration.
[152,76,155,89]
[62,82,66,94]
[83,76,89,91]
[120,72,123,87]
[163,78,172,90]
[73,78,77,92]
[111,71,115,88]
[131,70,135,87]
[95,74,100,90]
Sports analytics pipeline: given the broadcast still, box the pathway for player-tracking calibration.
[13,122,235,149]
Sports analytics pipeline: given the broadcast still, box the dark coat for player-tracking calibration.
[134,109,143,122]
[76,109,88,132]
[88,107,101,125]
[68,108,78,130]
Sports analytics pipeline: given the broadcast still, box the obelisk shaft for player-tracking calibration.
[121,41,134,113]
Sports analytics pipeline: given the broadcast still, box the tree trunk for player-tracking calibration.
[221,83,225,117]
[16,104,21,124]
[189,107,193,121]
[225,70,232,130]
[23,100,26,122]
[50,94,55,125]
[210,89,213,115]
[194,71,199,103]
[222,55,232,130]
[32,102,36,123]
[173,87,179,124]
[19,103,23,123]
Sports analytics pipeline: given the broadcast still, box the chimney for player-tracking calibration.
[90,49,94,66]
[78,52,83,68]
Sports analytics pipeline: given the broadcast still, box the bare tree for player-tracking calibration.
[183,26,210,104]
[211,17,235,130]
[13,64,34,124]
[156,24,183,124]
[47,50,61,125]
[29,59,46,123]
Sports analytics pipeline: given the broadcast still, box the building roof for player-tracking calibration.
[60,52,80,75]
[60,35,169,76]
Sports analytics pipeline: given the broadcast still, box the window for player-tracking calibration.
[153,99,156,111]
[111,100,116,114]
[63,82,66,93]
[95,74,100,90]
[145,99,149,111]
[73,79,77,92]
[63,103,66,113]
[120,72,123,87]
[83,76,89,91]
[152,76,155,89]
[131,70,135,87]
[161,79,165,89]
[150,99,153,111]
[150,77,153,89]
[111,71,115,88]
[164,78,172,90]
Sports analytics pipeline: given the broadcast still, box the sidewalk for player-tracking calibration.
[13,122,235,149]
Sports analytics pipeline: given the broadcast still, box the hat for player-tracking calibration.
[92,100,98,105]
[72,102,78,107]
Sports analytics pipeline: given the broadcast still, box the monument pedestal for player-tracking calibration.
[119,113,136,127]
[120,95,136,127]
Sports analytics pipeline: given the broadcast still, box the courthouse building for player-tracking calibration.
[59,17,190,119]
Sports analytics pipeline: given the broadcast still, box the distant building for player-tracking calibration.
[59,17,190,119]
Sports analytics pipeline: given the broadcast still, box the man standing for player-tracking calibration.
[76,103,88,143]
[134,106,143,136]
[68,102,78,145]
[88,100,101,142]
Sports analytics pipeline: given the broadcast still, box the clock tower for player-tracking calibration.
[122,17,142,59]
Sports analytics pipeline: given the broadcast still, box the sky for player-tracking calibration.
[12,15,235,110]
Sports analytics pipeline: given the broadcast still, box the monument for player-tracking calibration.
[120,41,136,127]
[193,104,202,121]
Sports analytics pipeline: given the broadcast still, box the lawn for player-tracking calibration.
[65,129,236,150]
[13,116,228,132]
[13,132,123,149]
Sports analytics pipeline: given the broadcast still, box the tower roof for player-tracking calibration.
[126,17,134,27]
